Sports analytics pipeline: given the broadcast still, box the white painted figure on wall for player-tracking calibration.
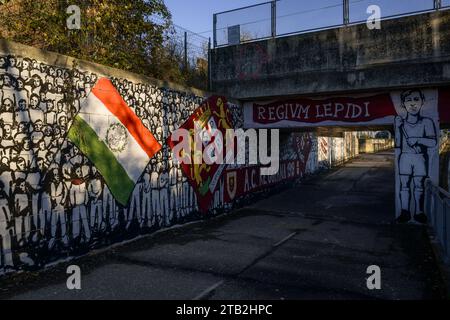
[70,165,90,243]
[394,89,438,223]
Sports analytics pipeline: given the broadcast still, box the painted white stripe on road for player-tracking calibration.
[193,280,225,300]
[274,232,297,247]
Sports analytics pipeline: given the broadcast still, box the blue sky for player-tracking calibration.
[164,0,446,42]
[164,0,267,38]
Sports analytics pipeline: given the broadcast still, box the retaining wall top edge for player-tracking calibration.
[0,38,241,105]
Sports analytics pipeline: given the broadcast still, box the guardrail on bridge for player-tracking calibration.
[214,0,450,47]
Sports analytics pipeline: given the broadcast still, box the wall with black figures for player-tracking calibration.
[0,41,353,275]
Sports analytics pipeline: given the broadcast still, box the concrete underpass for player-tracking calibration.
[2,1,450,305]
[1,151,445,300]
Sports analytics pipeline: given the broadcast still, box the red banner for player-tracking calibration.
[167,95,233,213]
[253,94,396,125]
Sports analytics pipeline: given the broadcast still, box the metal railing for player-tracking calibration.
[214,0,450,47]
[425,179,450,263]
[359,139,394,154]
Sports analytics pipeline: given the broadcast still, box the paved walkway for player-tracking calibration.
[0,151,446,299]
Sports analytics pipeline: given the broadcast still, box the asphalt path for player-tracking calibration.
[1,151,446,300]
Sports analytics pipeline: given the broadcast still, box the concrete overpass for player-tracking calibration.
[210,10,450,100]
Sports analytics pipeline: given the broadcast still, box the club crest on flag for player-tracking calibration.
[167,96,233,213]
[106,123,128,153]
[226,171,237,201]
[67,77,162,206]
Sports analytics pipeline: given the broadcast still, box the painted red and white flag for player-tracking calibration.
[68,78,162,205]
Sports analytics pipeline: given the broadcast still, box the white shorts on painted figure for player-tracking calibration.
[399,153,427,177]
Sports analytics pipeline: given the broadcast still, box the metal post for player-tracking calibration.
[443,198,448,255]
[208,37,212,91]
[429,186,434,226]
[213,14,217,47]
[446,199,450,261]
[184,31,188,70]
[271,1,277,38]
[433,187,438,227]
[343,0,350,25]
[425,180,432,220]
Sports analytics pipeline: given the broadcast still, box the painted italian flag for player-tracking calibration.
[68,78,162,205]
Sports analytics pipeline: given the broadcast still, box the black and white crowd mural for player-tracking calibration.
[393,89,439,223]
[0,53,326,275]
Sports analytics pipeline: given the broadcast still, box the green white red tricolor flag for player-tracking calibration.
[68,78,162,205]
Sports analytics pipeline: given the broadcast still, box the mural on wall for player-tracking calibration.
[244,89,450,130]
[167,95,233,213]
[68,77,162,206]
[244,94,398,129]
[0,55,95,269]
[330,137,345,165]
[224,132,315,203]
[0,52,327,275]
[393,89,439,223]
[246,90,446,224]
[318,137,331,169]
[0,54,209,272]
[344,132,359,161]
